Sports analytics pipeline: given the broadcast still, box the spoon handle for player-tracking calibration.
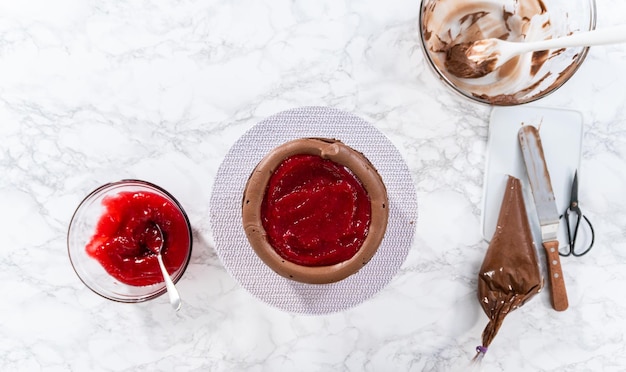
[157,254,182,311]
[518,24,626,53]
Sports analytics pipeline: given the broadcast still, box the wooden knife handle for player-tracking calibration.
[543,240,569,311]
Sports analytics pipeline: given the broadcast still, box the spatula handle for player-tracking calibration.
[543,240,569,311]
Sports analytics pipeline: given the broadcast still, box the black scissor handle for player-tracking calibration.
[560,207,594,257]
[571,214,594,257]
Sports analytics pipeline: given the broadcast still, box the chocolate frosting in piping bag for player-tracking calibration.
[475,175,543,361]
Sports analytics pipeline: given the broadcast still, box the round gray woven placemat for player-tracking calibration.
[209,106,418,314]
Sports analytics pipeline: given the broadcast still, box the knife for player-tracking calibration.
[518,125,568,311]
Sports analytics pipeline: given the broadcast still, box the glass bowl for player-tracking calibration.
[68,180,192,303]
[419,0,596,105]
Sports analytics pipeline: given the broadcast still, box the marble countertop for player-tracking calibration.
[2,1,626,371]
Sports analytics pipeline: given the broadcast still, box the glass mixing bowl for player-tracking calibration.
[419,0,596,105]
[67,180,192,303]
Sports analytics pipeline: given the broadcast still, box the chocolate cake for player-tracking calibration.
[242,138,388,284]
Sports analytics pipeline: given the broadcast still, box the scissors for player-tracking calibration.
[560,170,595,257]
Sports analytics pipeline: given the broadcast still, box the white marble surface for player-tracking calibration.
[2,1,626,371]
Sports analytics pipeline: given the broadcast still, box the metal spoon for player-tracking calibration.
[149,223,182,311]
[445,25,626,79]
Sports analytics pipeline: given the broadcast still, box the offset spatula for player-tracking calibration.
[518,125,569,311]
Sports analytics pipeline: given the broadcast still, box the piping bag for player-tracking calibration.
[474,175,543,361]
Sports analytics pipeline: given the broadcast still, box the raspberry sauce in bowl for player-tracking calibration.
[68,180,192,303]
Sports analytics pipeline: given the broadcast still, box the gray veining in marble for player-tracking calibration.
[2,0,626,371]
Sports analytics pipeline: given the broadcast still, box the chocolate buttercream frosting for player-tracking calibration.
[474,175,542,360]
[420,0,587,105]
